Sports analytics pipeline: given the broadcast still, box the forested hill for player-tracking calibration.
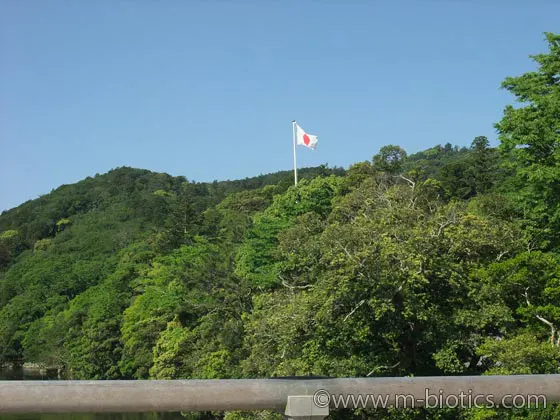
[0,164,344,245]
[0,33,559,420]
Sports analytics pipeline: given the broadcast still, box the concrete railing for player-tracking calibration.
[1,375,559,419]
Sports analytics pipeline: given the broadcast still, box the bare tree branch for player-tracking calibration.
[366,362,400,377]
[343,299,366,322]
[524,288,558,346]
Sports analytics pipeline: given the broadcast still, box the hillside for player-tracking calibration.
[0,33,559,420]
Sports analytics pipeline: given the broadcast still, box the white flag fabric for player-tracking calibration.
[295,123,318,150]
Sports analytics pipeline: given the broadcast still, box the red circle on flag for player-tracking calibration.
[303,134,310,145]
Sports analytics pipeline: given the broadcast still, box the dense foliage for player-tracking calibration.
[0,33,558,419]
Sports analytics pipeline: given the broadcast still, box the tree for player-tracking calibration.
[160,182,201,250]
[235,176,343,288]
[495,32,560,246]
[0,230,24,267]
[470,136,497,195]
[373,145,408,174]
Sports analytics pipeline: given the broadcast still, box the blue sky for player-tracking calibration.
[0,1,558,211]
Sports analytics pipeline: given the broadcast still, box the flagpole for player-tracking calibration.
[292,120,298,186]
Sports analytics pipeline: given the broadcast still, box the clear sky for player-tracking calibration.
[1,0,558,212]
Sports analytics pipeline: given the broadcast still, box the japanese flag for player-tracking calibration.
[296,123,318,150]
